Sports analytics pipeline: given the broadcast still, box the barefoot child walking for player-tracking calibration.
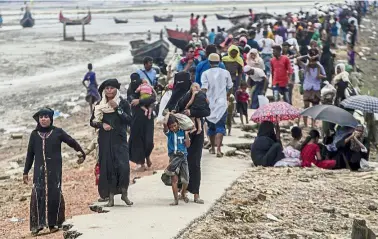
[163,113,191,206]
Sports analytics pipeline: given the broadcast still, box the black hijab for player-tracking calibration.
[33,107,54,133]
[98,78,121,97]
[320,44,332,65]
[165,71,191,112]
[257,121,277,142]
[127,73,142,102]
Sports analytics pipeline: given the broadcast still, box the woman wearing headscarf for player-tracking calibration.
[222,45,244,93]
[320,44,335,84]
[333,63,354,107]
[90,78,133,207]
[23,108,86,236]
[246,48,265,70]
[127,73,156,170]
[166,71,210,204]
[251,121,284,167]
[327,125,369,171]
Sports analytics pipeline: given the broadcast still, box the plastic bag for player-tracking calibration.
[174,113,194,131]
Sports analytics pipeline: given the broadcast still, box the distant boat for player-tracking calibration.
[20,11,34,28]
[114,17,128,24]
[0,15,3,27]
[130,39,169,64]
[166,28,192,51]
[153,15,173,22]
[59,10,91,25]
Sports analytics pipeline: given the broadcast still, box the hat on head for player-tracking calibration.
[98,78,121,96]
[208,53,220,63]
[33,107,54,123]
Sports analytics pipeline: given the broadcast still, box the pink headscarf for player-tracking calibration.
[239,36,247,44]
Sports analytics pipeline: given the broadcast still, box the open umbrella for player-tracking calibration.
[250,102,300,123]
[301,105,358,128]
[341,95,378,114]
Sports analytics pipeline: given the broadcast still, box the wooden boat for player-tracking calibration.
[59,11,91,25]
[130,39,169,64]
[114,17,128,24]
[228,14,250,25]
[130,39,146,49]
[215,14,229,20]
[166,28,192,51]
[153,15,173,22]
[20,11,34,28]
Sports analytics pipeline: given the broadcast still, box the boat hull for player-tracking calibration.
[153,15,173,22]
[166,28,192,51]
[215,14,229,20]
[20,17,34,28]
[59,11,91,25]
[114,18,128,24]
[130,39,170,64]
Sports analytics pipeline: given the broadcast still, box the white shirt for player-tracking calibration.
[348,17,358,30]
[286,38,299,52]
[248,68,266,82]
[201,67,233,124]
[275,35,283,45]
[258,38,275,54]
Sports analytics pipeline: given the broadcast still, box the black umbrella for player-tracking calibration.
[301,105,358,128]
[341,95,378,114]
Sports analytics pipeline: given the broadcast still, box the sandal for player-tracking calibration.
[216,152,224,158]
[31,228,42,237]
[194,198,204,204]
[49,226,59,234]
[209,148,215,154]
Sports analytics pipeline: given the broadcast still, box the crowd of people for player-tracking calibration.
[21,0,378,236]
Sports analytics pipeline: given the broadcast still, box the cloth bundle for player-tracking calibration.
[174,113,194,131]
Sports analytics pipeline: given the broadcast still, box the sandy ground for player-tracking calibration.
[0,109,170,239]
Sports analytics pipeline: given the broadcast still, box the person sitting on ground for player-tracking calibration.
[342,124,369,171]
[185,83,209,134]
[251,121,285,167]
[163,113,191,206]
[300,129,336,169]
[135,79,155,119]
[288,126,302,150]
[275,126,302,167]
[235,81,250,125]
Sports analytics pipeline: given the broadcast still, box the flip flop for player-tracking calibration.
[194,198,204,204]
[216,152,224,158]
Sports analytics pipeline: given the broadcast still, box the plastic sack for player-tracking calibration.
[174,113,194,131]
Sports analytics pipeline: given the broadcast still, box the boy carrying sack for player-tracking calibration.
[161,112,191,206]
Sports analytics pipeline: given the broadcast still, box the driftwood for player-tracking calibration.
[351,219,376,239]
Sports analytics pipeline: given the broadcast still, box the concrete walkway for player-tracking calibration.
[66,124,253,239]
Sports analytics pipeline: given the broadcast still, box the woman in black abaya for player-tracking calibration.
[23,108,86,236]
[167,71,210,204]
[90,79,133,207]
[251,121,284,167]
[127,73,156,170]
